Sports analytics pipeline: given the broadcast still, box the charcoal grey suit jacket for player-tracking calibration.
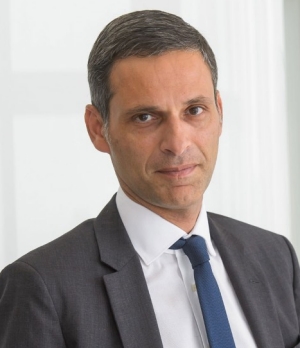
[0,195,300,348]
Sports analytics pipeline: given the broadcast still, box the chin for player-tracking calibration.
[157,193,202,210]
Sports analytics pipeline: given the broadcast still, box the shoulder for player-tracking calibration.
[206,213,300,295]
[17,218,98,270]
[5,195,119,274]
[0,218,105,290]
[0,213,117,311]
[0,206,122,346]
[207,212,297,261]
[1,195,121,284]
[207,213,300,295]
[208,211,284,240]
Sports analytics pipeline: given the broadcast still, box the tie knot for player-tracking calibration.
[170,235,209,268]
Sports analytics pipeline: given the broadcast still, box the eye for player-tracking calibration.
[135,114,153,123]
[187,106,203,116]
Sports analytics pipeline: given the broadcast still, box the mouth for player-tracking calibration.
[157,164,197,178]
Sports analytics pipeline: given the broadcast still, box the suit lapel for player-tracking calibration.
[208,214,284,348]
[94,196,163,348]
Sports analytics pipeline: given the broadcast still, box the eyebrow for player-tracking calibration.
[123,95,214,117]
[183,96,214,105]
[124,105,161,117]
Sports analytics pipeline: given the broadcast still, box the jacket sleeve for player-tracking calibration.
[284,236,300,347]
[0,261,66,348]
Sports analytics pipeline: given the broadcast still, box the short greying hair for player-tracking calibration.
[88,10,218,125]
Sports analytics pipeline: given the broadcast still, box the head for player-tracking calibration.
[85,11,222,230]
[88,10,218,128]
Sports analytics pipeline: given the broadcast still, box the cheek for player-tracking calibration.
[207,120,222,141]
[108,137,146,172]
[197,127,219,147]
[196,127,220,160]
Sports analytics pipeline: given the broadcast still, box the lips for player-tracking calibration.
[157,164,197,177]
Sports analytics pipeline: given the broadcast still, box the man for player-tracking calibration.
[0,10,299,348]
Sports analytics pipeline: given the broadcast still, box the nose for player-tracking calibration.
[160,117,191,156]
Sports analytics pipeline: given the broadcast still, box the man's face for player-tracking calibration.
[90,50,222,216]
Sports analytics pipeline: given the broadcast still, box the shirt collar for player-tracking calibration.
[116,188,216,265]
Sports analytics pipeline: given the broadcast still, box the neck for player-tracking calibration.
[154,206,201,233]
[121,188,202,233]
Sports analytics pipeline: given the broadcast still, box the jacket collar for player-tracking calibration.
[94,195,163,348]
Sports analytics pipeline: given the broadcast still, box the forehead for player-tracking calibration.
[109,50,214,107]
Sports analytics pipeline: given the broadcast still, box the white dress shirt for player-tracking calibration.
[116,188,257,348]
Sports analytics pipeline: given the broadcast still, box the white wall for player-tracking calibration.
[284,0,300,261]
[0,0,297,270]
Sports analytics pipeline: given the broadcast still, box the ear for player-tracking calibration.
[84,104,111,154]
[216,91,223,135]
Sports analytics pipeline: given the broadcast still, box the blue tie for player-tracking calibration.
[170,235,236,348]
